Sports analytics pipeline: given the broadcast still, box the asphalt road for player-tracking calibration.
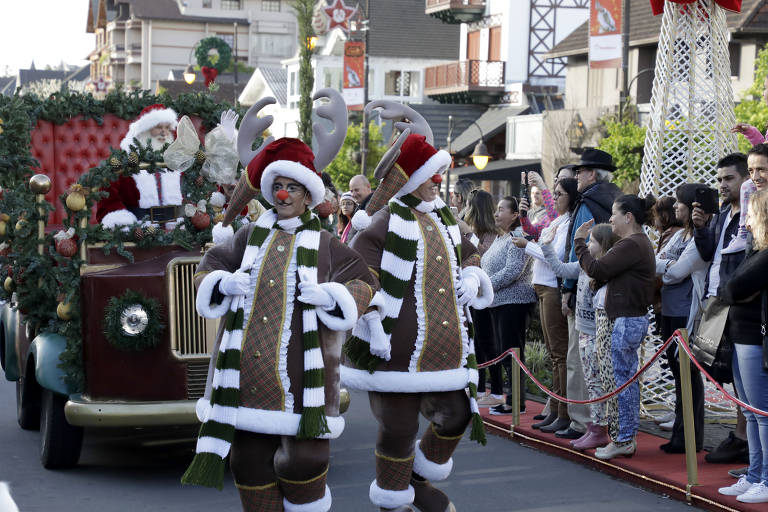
[0,379,694,511]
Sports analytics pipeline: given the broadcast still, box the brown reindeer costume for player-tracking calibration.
[183,90,378,512]
[341,102,494,512]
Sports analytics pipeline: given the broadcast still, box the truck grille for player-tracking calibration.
[167,256,219,358]
[186,360,209,399]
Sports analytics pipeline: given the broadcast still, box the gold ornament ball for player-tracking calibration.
[57,302,73,320]
[3,276,14,292]
[0,221,6,237]
[66,192,86,212]
[29,174,52,195]
[339,387,351,414]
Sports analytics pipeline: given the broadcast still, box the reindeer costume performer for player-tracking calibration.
[341,102,494,512]
[182,90,378,512]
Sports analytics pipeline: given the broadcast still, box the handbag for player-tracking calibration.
[691,295,730,366]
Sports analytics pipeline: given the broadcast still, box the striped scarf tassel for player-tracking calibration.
[181,300,244,489]
[464,318,486,446]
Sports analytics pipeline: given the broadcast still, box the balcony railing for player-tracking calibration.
[425,60,505,96]
[425,0,485,23]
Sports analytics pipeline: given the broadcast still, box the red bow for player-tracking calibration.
[201,66,219,87]
[650,0,741,16]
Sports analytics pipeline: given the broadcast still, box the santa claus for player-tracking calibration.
[96,104,183,228]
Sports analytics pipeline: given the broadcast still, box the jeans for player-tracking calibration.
[611,316,649,443]
[732,343,768,484]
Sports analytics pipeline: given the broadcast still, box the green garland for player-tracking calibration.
[195,37,233,73]
[103,290,164,351]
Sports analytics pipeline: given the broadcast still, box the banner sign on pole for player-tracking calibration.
[589,0,622,69]
[343,41,365,111]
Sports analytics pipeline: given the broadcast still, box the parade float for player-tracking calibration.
[0,89,248,468]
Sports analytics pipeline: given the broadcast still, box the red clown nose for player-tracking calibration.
[276,189,290,201]
[431,174,443,184]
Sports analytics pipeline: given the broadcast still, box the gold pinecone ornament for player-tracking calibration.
[128,152,140,167]
[110,156,122,170]
[133,227,145,241]
[195,150,206,164]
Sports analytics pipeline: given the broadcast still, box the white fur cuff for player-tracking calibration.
[351,209,372,231]
[315,282,358,331]
[463,266,493,310]
[284,485,332,512]
[413,440,453,481]
[369,480,415,508]
[196,270,234,318]
[101,209,138,229]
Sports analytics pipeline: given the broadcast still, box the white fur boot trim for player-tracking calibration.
[369,480,415,509]
[412,440,453,482]
[283,485,332,512]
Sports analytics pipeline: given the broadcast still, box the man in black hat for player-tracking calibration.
[556,148,622,441]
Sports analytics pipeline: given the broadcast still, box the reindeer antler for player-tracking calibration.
[312,88,348,172]
[237,97,276,168]
[365,100,434,146]
[373,128,410,180]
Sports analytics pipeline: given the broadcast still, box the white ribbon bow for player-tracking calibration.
[163,114,239,185]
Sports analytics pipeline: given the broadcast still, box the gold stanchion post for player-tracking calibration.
[677,328,699,498]
[511,348,521,427]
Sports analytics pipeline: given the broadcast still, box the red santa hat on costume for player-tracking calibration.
[351,133,451,231]
[120,104,179,151]
[243,137,326,208]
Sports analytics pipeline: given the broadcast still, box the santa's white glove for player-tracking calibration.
[456,272,480,306]
[218,271,250,296]
[364,310,391,361]
[219,109,239,141]
[297,281,335,311]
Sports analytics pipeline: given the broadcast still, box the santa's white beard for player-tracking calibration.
[137,131,175,151]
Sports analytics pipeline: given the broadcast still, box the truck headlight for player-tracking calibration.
[120,304,149,336]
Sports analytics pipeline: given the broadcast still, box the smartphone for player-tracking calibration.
[695,187,719,215]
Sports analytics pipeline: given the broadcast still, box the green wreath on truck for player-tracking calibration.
[195,36,233,73]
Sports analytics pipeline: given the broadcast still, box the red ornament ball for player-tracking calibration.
[191,211,211,230]
[55,238,77,258]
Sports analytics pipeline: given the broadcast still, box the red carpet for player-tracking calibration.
[481,400,758,512]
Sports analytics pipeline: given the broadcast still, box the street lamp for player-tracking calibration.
[470,121,490,170]
[183,64,196,85]
[306,36,319,51]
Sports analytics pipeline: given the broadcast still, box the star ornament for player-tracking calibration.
[324,0,357,32]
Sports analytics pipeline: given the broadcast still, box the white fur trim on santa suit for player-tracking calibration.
[260,160,326,208]
[369,480,415,509]
[194,401,345,439]
[340,365,470,393]
[394,149,452,198]
[101,209,138,229]
[120,108,179,151]
[461,266,494,310]
[132,169,183,208]
[211,222,234,245]
[196,270,234,318]
[284,486,332,512]
[315,282,358,331]
[413,440,453,481]
[350,208,372,231]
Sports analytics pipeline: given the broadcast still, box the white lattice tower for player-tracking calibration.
[638,0,737,420]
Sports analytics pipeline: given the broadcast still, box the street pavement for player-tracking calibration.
[0,379,694,511]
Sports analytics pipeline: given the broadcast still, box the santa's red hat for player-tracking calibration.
[120,104,179,151]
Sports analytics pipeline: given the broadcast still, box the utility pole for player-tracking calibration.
[619,0,630,123]
[360,0,370,177]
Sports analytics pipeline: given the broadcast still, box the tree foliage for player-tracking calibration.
[734,42,768,153]
[324,122,386,191]
[294,0,315,145]
[596,117,646,191]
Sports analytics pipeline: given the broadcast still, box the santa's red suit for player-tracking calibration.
[96,104,183,228]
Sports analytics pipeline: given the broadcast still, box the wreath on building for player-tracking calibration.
[195,36,232,86]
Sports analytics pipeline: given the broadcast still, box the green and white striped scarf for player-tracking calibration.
[182,208,327,489]
[344,194,486,445]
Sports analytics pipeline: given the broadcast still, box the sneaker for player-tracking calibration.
[729,466,749,478]
[489,404,514,416]
[654,411,675,424]
[595,440,636,460]
[706,432,749,464]
[659,419,674,432]
[738,481,768,503]
[476,395,504,407]
[719,475,753,496]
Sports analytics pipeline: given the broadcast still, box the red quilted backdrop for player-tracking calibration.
[29,114,205,226]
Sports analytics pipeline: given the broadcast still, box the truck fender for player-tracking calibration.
[1,302,20,381]
[29,332,70,396]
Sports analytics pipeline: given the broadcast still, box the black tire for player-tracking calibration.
[40,389,82,469]
[16,374,40,430]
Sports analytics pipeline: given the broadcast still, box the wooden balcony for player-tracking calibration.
[425,60,505,104]
[425,0,485,23]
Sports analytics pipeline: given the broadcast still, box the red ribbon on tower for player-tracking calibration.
[650,0,741,16]
[201,66,219,87]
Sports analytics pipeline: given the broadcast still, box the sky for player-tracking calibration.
[0,0,95,75]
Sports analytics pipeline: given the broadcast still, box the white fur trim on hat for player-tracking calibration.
[101,209,138,229]
[413,440,453,481]
[315,282,358,331]
[350,209,371,231]
[120,107,178,151]
[395,149,452,198]
[369,481,415,508]
[196,270,234,318]
[284,486,332,512]
[260,160,326,208]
